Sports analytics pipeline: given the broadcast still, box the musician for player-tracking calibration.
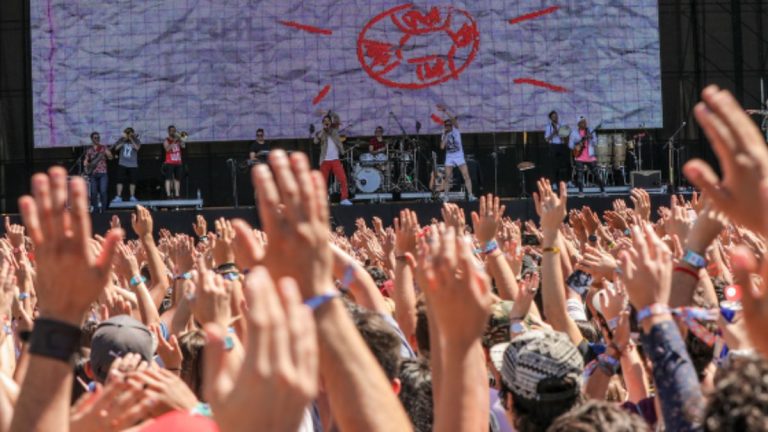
[84,132,112,212]
[162,125,185,198]
[314,114,352,206]
[111,127,141,203]
[545,111,569,183]
[438,106,476,202]
[568,116,605,195]
[369,126,387,154]
[249,128,270,162]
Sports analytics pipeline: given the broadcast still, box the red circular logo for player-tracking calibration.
[357,4,480,90]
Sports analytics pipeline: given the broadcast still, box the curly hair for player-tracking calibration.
[546,399,649,432]
[704,355,768,431]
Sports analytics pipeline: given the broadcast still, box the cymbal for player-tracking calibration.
[346,139,368,147]
[517,161,535,171]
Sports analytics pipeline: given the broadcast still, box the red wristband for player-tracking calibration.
[674,266,699,280]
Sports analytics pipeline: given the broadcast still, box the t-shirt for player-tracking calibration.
[369,137,386,152]
[85,145,108,174]
[443,128,463,154]
[115,137,141,168]
[249,140,271,156]
[574,129,596,163]
[163,138,183,165]
[324,135,340,162]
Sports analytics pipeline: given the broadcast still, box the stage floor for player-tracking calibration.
[1,193,675,237]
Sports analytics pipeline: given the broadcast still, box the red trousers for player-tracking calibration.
[320,160,349,200]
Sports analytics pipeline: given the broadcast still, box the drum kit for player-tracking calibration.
[343,138,425,194]
[595,133,636,185]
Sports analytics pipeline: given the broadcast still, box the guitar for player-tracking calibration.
[84,148,109,175]
[571,122,603,158]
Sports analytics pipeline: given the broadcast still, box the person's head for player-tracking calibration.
[398,357,433,432]
[178,330,206,400]
[322,115,332,130]
[168,125,177,136]
[256,128,265,142]
[546,399,650,432]
[414,302,430,357]
[90,131,101,145]
[500,330,585,432]
[347,303,402,392]
[88,315,154,383]
[375,126,384,138]
[705,355,768,431]
[578,117,587,129]
[549,111,559,123]
[574,320,599,344]
[443,118,453,133]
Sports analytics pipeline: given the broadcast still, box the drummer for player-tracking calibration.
[544,110,570,184]
[249,128,270,163]
[369,126,388,155]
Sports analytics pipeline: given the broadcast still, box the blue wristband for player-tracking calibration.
[636,303,669,323]
[304,292,341,310]
[129,275,147,287]
[682,250,707,269]
[222,272,239,281]
[18,292,29,301]
[175,272,192,281]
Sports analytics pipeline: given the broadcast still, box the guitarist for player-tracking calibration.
[84,132,113,212]
[544,110,568,183]
[568,116,605,195]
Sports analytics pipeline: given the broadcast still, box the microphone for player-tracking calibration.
[682,121,687,127]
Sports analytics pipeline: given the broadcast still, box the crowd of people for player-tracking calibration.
[0,85,767,431]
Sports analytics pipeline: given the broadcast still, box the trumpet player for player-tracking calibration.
[112,127,142,203]
[163,125,186,198]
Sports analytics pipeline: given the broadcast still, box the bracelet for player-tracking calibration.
[222,272,240,281]
[476,240,499,255]
[199,235,209,242]
[216,263,237,274]
[607,242,617,250]
[18,292,29,301]
[674,266,699,281]
[682,250,708,269]
[395,255,408,262]
[29,318,83,364]
[341,264,355,290]
[175,272,192,281]
[304,292,341,311]
[129,275,147,287]
[597,353,620,376]
[542,246,560,254]
[166,367,181,371]
[623,229,631,237]
[636,303,669,323]
[607,316,620,332]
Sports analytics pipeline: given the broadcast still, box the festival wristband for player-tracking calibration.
[674,266,699,281]
[199,235,209,242]
[304,292,341,311]
[175,272,193,281]
[597,353,620,376]
[341,264,355,290]
[222,272,240,281]
[29,318,83,363]
[129,275,147,287]
[682,249,707,269]
[636,303,669,323]
[542,246,560,254]
[607,316,620,332]
[18,292,29,301]
[474,240,499,255]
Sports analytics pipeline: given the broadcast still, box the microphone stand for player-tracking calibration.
[664,122,686,193]
[226,159,238,208]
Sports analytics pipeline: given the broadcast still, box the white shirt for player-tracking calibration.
[545,122,563,145]
[443,128,463,154]
[324,135,340,162]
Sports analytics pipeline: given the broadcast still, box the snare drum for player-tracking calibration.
[359,153,376,166]
[374,153,387,163]
[596,135,613,166]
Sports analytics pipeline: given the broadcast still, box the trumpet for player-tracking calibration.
[174,131,189,142]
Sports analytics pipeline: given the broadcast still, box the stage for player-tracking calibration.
[2,192,676,238]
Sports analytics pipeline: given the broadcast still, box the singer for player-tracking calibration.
[438,105,476,202]
[314,114,353,206]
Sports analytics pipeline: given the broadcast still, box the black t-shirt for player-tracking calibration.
[250,140,270,155]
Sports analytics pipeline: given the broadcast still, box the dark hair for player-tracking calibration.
[375,126,383,131]
[90,131,100,140]
[502,378,585,432]
[365,266,388,289]
[705,355,768,431]
[575,320,599,344]
[80,319,99,349]
[256,128,264,134]
[398,358,433,432]
[686,287,715,380]
[549,111,557,120]
[179,330,206,400]
[347,303,402,380]
[415,302,430,357]
[546,399,649,432]
[167,125,176,132]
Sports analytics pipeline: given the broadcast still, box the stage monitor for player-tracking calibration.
[30,1,662,147]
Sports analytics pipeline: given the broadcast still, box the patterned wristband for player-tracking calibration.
[129,275,147,287]
[304,292,341,311]
[636,303,669,323]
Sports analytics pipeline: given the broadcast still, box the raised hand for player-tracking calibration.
[192,215,208,239]
[394,209,419,255]
[230,220,265,270]
[441,203,466,232]
[253,150,333,299]
[630,189,651,221]
[188,258,233,327]
[471,194,506,244]
[211,218,235,266]
[18,167,122,324]
[203,267,318,432]
[109,215,121,231]
[683,86,768,235]
[665,195,692,241]
[617,223,673,310]
[151,325,183,371]
[131,205,153,238]
[70,377,154,432]
[578,245,618,281]
[533,179,568,236]
[4,216,24,249]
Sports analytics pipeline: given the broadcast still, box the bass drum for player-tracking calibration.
[354,167,383,193]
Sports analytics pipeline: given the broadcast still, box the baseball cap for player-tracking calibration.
[90,315,154,382]
[500,329,583,402]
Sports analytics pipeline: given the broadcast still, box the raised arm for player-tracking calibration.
[471,194,519,300]
[132,206,170,308]
[535,179,583,345]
